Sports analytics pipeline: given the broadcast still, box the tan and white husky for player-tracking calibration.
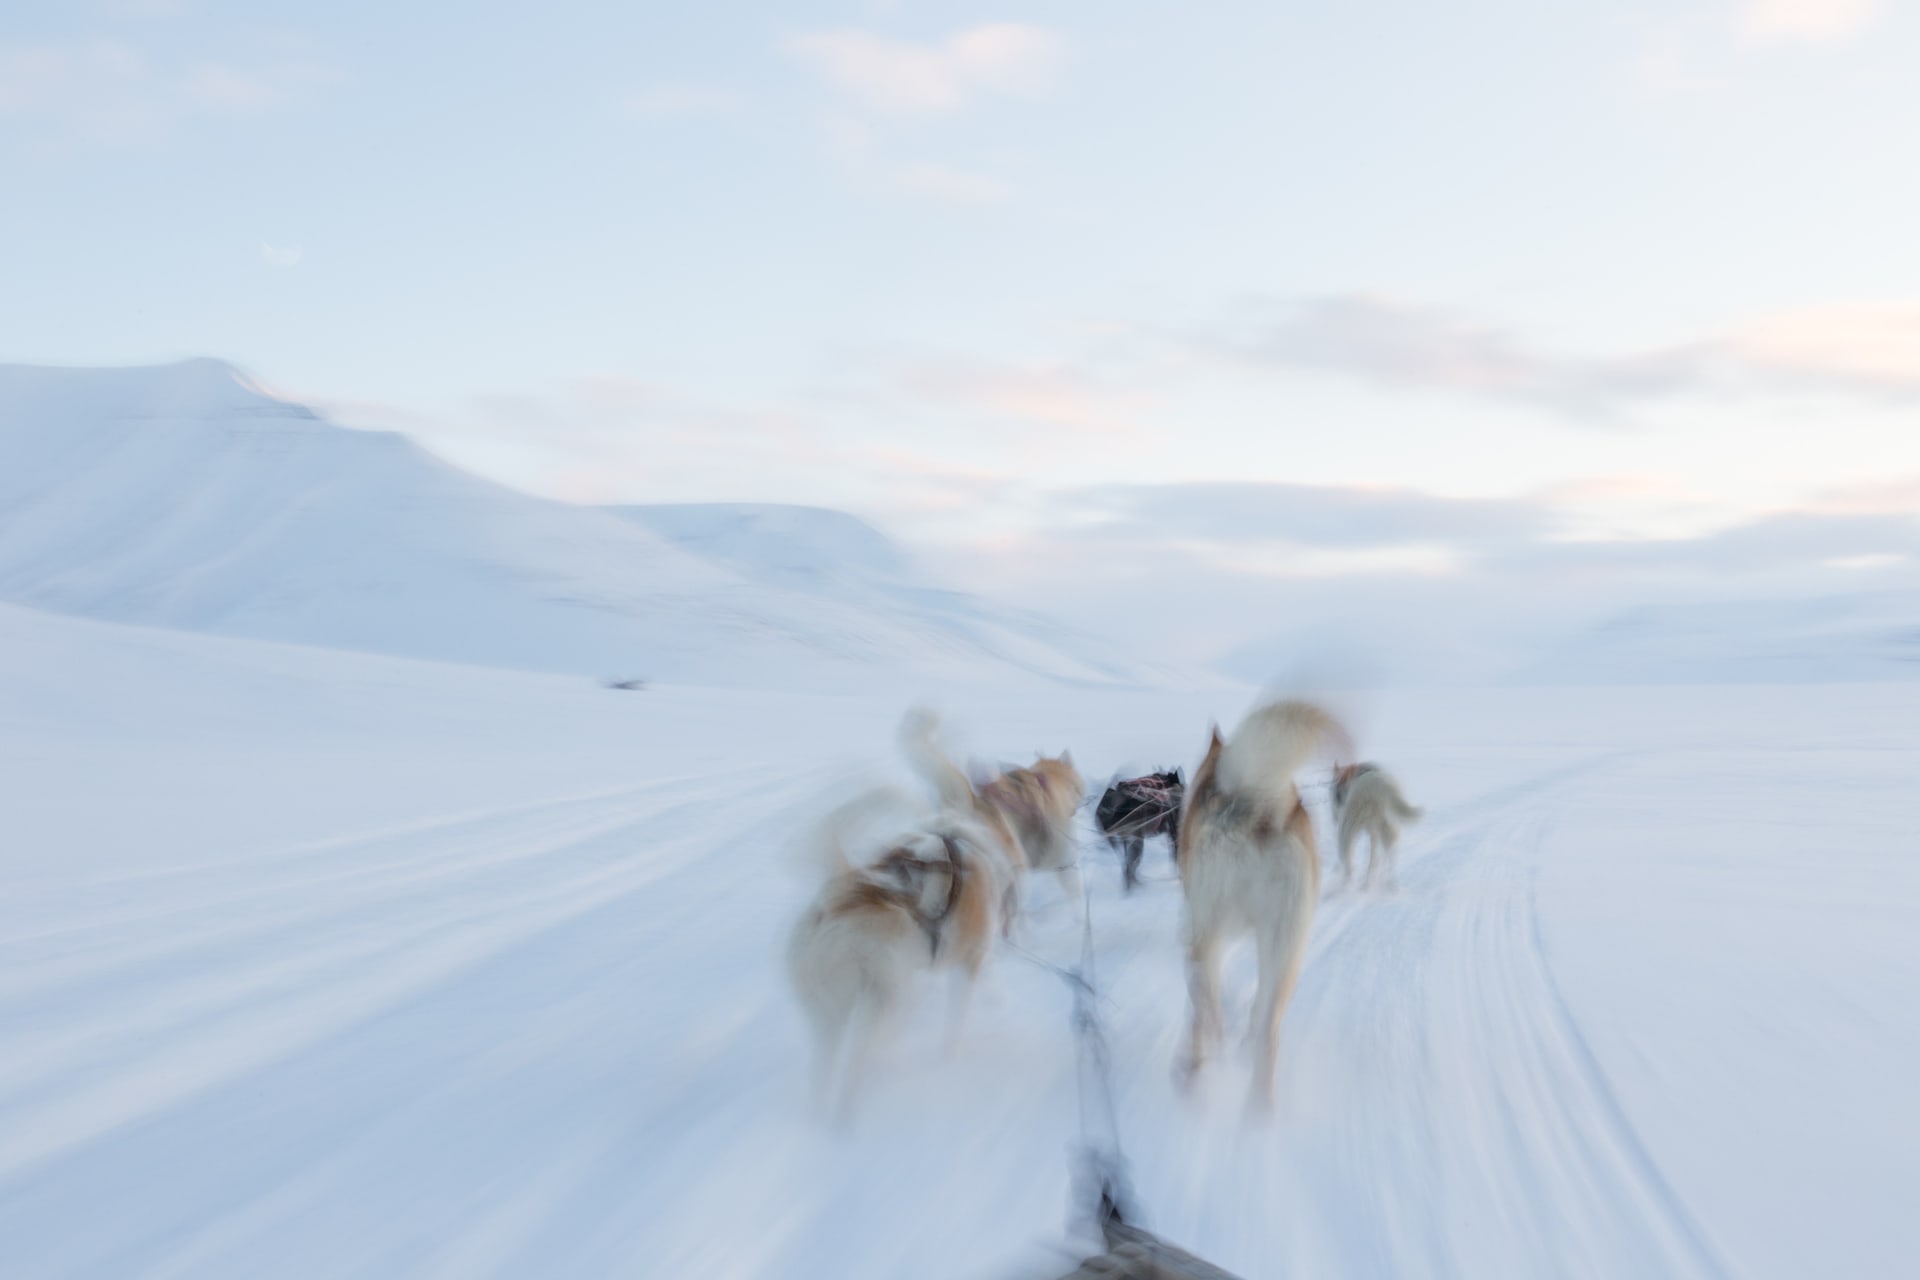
[1330,762,1423,891]
[897,708,1086,921]
[1176,699,1350,1111]
[786,789,1009,1124]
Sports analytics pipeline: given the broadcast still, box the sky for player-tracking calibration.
[5,0,1920,676]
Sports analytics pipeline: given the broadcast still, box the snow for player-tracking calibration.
[608,503,917,586]
[608,500,1159,688]
[1527,591,1920,684]
[0,361,1140,690]
[3,604,1917,1278]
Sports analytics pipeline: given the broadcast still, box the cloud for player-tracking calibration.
[0,39,333,146]
[1523,510,1920,578]
[1634,2,1882,100]
[1690,509,1920,572]
[0,42,159,143]
[1061,482,1556,552]
[258,241,302,267]
[790,24,1060,114]
[612,84,742,122]
[1727,302,1920,394]
[897,162,1008,204]
[1214,295,1707,418]
[1212,293,1920,417]
[898,359,1149,434]
[1739,0,1882,45]
[990,477,1920,594]
[1807,474,1920,514]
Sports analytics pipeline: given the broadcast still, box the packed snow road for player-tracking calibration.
[3,609,1918,1278]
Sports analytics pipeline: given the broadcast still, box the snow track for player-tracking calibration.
[0,769,823,1274]
[1035,754,1733,1280]
[1294,807,1729,1279]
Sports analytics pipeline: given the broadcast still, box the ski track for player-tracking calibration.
[1,748,1742,1278]
[1063,750,1737,1280]
[0,767,830,1276]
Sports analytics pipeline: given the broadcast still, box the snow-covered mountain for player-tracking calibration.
[607,502,1156,686]
[0,360,1138,689]
[1520,591,1920,684]
[609,503,915,588]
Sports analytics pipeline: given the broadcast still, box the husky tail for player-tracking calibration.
[897,707,976,813]
[807,785,919,882]
[1215,699,1353,811]
[1390,791,1424,823]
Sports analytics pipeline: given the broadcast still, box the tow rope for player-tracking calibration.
[1013,869,1247,1279]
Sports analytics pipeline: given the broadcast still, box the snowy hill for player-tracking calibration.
[0,360,1137,689]
[1211,586,1920,689]
[1522,591,1920,684]
[608,502,1157,686]
[609,503,915,587]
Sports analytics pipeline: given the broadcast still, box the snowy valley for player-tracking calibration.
[1,362,1917,1278]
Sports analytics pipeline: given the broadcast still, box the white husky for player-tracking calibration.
[1330,762,1423,892]
[786,788,1010,1125]
[1176,699,1351,1111]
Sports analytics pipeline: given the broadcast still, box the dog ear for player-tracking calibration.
[1060,749,1074,767]
[1208,724,1223,748]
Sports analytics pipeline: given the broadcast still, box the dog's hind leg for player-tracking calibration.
[945,975,972,1054]
[833,996,900,1129]
[1178,928,1225,1090]
[833,1025,870,1129]
[1361,825,1391,892]
[1122,834,1144,893]
[802,998,852,1120]
[999,871,1028,941]
[1247,925,1310,1115]
[1373,824,1400,892]
[944,937,989,1053]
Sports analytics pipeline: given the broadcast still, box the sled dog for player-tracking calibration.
[1330,763,1422,891]
[1095,769,1184,893]
[898,709,1086,918]
[787,789,1009,1123]
[1176,699,1350,1111]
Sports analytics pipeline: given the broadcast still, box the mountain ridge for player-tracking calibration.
[0,359,1144,690]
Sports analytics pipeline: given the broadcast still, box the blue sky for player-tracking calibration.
[5,1,1920,670]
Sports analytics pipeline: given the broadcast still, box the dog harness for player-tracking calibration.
[1099,775,1184,838]
[909,833,968,958]
[1114,775,1180,810]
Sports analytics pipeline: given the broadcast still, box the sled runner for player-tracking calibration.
[1048,1175,1244,1279]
